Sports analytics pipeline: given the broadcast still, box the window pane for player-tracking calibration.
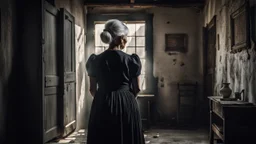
[136,47,145,58]
[95,24,108,47]
[136,37,145,46]
[126,37,135,46]
[139,75,146,91]
[136,23,145,36]
[126,24,135,36]
[140,59,146,74]
[95,47,105,54]
[124,47,136,55]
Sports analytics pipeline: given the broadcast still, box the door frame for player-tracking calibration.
[203,15,217,99]
[42,1,61,142]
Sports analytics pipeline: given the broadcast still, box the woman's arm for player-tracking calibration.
[132,76,141,97]
[89,77,97,97]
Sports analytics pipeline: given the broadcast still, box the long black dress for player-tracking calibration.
[86,50,145,144]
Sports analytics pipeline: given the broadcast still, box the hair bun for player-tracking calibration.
[100,31,112,44]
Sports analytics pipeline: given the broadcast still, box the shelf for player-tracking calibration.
[212,123,223,132]
[212,124,224,141]
[212,110,224,120]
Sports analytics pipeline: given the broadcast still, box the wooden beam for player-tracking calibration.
[84,3,204,8]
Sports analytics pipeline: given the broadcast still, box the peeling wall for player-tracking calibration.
[87,7,203,123]
[55,0,87,130]
[0,0,16,142]
[203,0,256,103]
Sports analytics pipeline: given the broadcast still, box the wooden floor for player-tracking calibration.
[48,128,209,144]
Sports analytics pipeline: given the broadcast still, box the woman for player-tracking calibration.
[86,19,145,144]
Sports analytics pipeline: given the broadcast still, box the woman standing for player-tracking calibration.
[86,19,145,144]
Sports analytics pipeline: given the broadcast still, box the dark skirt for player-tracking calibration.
[86,89,145,144]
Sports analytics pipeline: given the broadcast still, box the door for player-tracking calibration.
[60,8,76,136]
[201,16,216,126]
[43,1,61,142]
[206,16,216,97]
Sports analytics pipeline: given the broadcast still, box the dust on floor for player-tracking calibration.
[48,129,209,144]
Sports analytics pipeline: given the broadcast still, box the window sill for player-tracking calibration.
[137,94,154,97]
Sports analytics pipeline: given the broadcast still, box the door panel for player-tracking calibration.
[206,16,216,96]
[60,8,76,136]
[43,2,60,142]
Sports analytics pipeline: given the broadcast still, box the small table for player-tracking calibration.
[208,96,256,144]
[137,94,154,130]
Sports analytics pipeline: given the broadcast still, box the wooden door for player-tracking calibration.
[43,2,61,142]
[206,16,216,97]
[59,8,76,136]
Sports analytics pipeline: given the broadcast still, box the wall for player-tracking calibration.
[0,0,16,142]
[148,7,203,122]
[203,0,256,103]
[87,7,203,123]
[55,0,87,130]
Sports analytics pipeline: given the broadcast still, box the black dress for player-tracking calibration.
[86,50,145,144]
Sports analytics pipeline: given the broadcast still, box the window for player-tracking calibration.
[94,22,146,91]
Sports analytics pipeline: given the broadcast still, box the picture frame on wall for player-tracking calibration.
[230,2,250,53]
[165,33,188,53]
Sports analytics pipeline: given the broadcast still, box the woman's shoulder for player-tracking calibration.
[89,53,97,60]
[86,54,98,65]
[129,53,140,62]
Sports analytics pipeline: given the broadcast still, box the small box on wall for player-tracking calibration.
[165,33,188,53]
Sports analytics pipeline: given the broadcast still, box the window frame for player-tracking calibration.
[86,13,155,94]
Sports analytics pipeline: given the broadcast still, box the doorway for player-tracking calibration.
[202,16,216,126]
[205,16,216,98]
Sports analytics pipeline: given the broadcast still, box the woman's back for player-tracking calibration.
[87,50,141,93]
[86,19,145,144]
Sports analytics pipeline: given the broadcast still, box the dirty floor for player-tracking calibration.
[48,128,210,144]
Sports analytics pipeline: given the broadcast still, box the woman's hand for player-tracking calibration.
[132,77,141,97]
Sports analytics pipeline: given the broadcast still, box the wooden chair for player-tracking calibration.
[177,82,198,127]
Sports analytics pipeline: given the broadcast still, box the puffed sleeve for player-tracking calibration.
[86,54,97,77]
[130,54,142,77]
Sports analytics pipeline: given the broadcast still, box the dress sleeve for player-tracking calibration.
[86,54,97,77]
[130,54,142,77]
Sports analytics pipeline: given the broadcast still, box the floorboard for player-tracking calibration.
[48,128,211,144]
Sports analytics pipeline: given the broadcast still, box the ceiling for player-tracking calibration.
[84,0,206,7]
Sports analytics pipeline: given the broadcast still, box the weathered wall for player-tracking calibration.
[55,0,87,130]
[203,0,256,103]
[0,0,16,142]
[148,7,203,122]
[87,7,203,123]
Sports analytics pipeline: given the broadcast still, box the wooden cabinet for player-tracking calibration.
[209,96,256,144]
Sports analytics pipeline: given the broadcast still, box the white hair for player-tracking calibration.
[100,19,129,44]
